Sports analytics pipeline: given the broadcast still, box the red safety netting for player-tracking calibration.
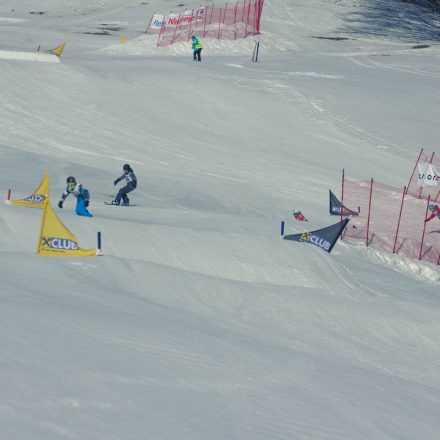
[341,172,440,266]
[146,0,264,47]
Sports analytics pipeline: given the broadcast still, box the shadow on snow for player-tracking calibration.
[338,0,440,42]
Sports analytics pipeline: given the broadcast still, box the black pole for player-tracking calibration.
[252,41,260,62]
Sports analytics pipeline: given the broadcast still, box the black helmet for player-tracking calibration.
[66,176,76,184]
[123,164,131,172]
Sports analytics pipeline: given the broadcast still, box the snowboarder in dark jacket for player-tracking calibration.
[112,164,137,205]
[58,176,92,217]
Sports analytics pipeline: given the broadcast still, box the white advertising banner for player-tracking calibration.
[150,14,165,30]
[166,12,181,26]
[196,7,205,21]
[148,7,206,33]
[418,162,439,187]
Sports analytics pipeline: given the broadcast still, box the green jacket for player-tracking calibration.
[192,37,202,50]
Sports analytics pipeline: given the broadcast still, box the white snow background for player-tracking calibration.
[1,0,440,438]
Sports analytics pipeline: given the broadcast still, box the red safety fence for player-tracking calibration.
[341,168,440,266]
[146,0,264,47]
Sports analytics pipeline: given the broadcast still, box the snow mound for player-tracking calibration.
[0,49,59,61]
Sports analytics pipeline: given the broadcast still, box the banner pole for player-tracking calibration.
[171,12,182,45]
[203,4,209,38]
[7,189,11,201]
[366,178,373,246]
[187,9,194,39]
[97,232,102,252]
[209,3,214,26]
[257,0,264,33]
[217,7,222,39]
[240,0,246,36]
[341,169,345,223]
[419,196,430,260]
[145,14,153,33]
[233,1,238,39]
[157,13,166,46]
[253,0,257,33]
[340,169,345,239]
[280,221,285,236]
[407,147,423,195]
[392,186,406,254]
[418,151,434,199]
[244,0,251,36]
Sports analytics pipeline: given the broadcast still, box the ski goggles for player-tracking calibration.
[67,183,75,191]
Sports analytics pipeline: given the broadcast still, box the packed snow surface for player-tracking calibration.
[1,0,440,439]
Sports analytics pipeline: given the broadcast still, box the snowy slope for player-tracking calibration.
[1,0,440,439]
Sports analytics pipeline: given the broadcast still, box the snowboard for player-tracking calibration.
[104,202,137,207]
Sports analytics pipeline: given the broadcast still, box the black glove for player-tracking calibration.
[85,200,89,207]
[58,200,63,209]
[113,180,118,186]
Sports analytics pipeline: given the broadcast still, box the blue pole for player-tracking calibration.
[281,221,285,236]
[97,231,101,251]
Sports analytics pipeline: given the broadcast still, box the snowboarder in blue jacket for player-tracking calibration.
[58,176,92,217]
[112,164,137,205]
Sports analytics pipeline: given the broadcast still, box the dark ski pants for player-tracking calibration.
[115,183,136,204]
[193,48,202,62]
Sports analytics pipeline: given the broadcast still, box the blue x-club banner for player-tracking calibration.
[329,190,359,216]
[283,218,349,253]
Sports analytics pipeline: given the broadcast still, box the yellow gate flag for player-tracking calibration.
[37,200,99,257]
[51,42,66,57]
[8,169,49,208]
[38,42,66,58]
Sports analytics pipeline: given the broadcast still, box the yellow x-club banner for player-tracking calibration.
[38,42,66,57]
[37,199,98,257]
[9,169,49,208]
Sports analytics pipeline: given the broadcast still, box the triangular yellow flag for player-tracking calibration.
[8,169,49,208]
[51,42,66,57]
[37,199,98,257]
[38,42,66,58]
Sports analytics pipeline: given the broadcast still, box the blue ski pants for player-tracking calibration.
[76,198,93,217]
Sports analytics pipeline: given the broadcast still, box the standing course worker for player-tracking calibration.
[191,35,202,62]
